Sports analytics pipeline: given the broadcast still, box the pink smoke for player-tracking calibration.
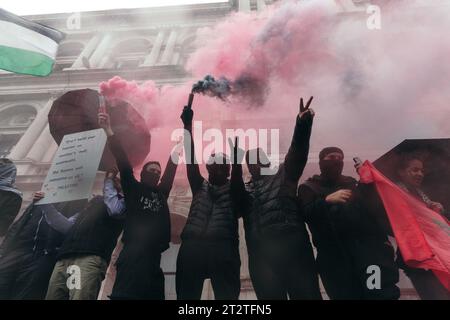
[99,0,450,173]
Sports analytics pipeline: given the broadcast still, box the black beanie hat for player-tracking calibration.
[319,147,344,161]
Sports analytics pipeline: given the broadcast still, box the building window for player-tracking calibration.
[0,105,36,127]
[0,134,22,157]
[55,41,85,70]
[111,38,152,69]
[0,105,37,157]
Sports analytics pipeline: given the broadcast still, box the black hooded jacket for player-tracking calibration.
[298,175,389,249]
[233,114,313,246]
[108,135,176,253]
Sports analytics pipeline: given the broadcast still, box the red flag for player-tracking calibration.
[359,161,450,291]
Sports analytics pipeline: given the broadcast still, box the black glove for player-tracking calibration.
[180,106,193,126]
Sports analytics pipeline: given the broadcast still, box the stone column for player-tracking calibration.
[9,97,53,160]
[239,0,251,12]
[257,0,266,11]
[42,140,58,163]
[89,33,113,68]
[26,124,54,162]
[142,30,166,66]
[70,34,101,69]
[158,30,178,66]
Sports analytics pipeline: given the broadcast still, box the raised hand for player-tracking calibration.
[299,96,315,121]
[106,167,119,179]
[98,112,114,136]
[180,106,194,126]
[429,201,444,214]
[228,137,245,165]
[32,191,45,202]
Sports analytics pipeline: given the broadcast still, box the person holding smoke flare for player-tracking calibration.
[98,108,179,300]
[232,97,322,300]
[176,101,241,300]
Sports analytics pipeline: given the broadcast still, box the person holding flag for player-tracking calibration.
[357,154,450,300]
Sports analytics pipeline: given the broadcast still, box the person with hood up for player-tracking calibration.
[298,147,400,300]
[98,110,179,300]
[0,158,22,236]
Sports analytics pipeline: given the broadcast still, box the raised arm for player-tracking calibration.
[39,204,78,234]
[159,140,182,198]
[228,137,249,216]
[180,105,203,193]
[103,172,126,219]
[98,112,138,192]
[284,97,315,183]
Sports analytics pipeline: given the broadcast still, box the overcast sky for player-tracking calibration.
[2,0,227,15]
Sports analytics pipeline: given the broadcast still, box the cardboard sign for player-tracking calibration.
[37,129,106,204]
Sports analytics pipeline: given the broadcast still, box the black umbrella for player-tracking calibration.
[48,88,151,171]
[373,138,450,209]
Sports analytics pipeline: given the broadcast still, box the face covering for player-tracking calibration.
[319,159,344,182]
[140,171,160,187]
[207,164,229,186]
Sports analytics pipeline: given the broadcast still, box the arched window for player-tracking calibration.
[0,105,37,157]
[111,38,152,69]
[55,41,85,71]
[177,33,197,67]
[0,105,37,127]
[56,41,85,59]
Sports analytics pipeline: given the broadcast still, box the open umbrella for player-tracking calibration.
[373,138,450,209]
[48,88,151,171]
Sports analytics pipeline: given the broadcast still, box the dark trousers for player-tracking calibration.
[176,240,241,300]
[248,232,322,300]
[403,267,450,300]
[110,246,165,300]
[317,239,400,300]
[0,249,57,300]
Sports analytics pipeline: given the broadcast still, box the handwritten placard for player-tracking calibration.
[37,129,107,204]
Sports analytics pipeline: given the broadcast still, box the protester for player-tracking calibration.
[45,168,125,300]
[98,111,179,300]
[298,147,400,300]
[0,192,86,299]
[0,158,22,236]
[175,105,241,300]
[233,97,322,300]
[393,154,449,299]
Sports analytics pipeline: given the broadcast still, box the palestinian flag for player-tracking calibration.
[0,8,65,76]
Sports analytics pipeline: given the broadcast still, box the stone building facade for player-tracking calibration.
[0,0,425,299]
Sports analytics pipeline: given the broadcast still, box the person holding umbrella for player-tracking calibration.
[98,109,180,300]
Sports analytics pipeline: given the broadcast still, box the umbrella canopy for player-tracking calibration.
[48,88,150,171]
[373,138,450,210]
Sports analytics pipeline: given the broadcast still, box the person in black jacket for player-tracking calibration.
[0,158,22,236]
[233,97,322,300]
[298,147,400,300]
[98,111,179,300]
[176,105,241,300]
[0,192,86,300]
[45,168,125,300]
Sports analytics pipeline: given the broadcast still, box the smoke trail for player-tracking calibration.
[99,0,450,166]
